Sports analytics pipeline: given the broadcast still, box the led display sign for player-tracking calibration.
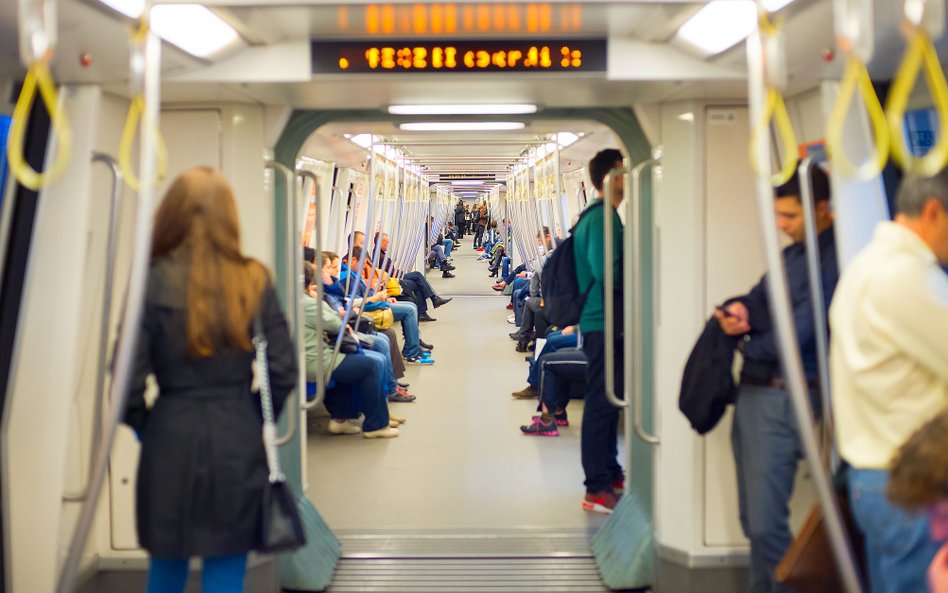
[312,39,606,73]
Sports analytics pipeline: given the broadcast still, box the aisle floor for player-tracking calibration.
[305,245,613,531]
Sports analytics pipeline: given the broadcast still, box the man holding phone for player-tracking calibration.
[715,164,837,593]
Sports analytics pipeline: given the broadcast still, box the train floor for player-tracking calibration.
[305,244,613,532]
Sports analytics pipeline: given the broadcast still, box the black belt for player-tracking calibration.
[742,376,819,391]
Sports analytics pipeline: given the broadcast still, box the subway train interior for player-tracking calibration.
[1,0,946,592]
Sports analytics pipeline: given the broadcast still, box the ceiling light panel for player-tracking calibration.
[388,104,537,115]
[675,0,796,57]
[98,0,240,58]
[399,122,526,132]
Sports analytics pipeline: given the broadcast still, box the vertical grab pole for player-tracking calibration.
[62,154,124,502]
[298,170,326,412]
[747,26,863,593]
[630,160,661,445]
[54,28,162,593]
[797,155,836,470]
[264,161,298,446]
[602,167,630,410]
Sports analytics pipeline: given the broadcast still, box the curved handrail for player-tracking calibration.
[602,166,629,410]
[264,161,298,446]
[629,159,660,445]
[826,56,890,180]
[886,27,948,176]
[297,169,326,412]
[6,60,71,190]
[62,154,123,502]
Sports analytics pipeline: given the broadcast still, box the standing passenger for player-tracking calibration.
[716,164,837,593]
[573,148,626,514]
[124,167,298,593]
[831,172,948,593]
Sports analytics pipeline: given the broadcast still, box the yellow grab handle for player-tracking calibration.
[118,95,168,191]
[886,30,948,177]
[749,87,799,186]
[827,55,890,180]
[6,61,71,190]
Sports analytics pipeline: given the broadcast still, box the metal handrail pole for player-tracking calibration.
[603,167,630,409]
[297,170,327,412]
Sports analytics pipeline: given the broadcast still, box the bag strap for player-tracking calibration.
[253,313,284,484]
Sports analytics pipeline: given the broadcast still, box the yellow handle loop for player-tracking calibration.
[6,61,71,190]
[750,87,799,186]
[118,95,168,192]
[826,55,890,179]
[886,29,948,176]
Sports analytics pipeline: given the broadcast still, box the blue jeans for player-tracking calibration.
[503,264,526,285]
[364,337,397,395]
[501,256,510,278]
[527,331,578,387]
[731,385,806,593]
[331,353,388,431]
[848,468,941,593]
[147,554,247,593]
[538,348,587,413]
[442,239,453,257]
[387,301,421,358]
[581,332,623,492]
[430,244,446,265]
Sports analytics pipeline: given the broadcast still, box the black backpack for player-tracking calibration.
[541,202,603,328]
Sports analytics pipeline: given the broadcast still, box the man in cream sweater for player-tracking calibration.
[831,171,948,593]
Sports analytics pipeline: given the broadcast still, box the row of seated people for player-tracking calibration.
[425,217,459,277]
[480,227,590,438]
[300,236,453,438]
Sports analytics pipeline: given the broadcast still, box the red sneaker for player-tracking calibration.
[505,303,513,310]
[611,478,624,493]
[582,491,618,514]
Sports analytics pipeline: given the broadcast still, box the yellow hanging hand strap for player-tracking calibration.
[118,94,168,191]
[826,55,890,179]
[6,61,71,190]
[886,29,948,176]
[749,87,799,186]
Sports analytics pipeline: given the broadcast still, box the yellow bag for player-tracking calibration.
[386,277,402,297]
[363,307,394,330]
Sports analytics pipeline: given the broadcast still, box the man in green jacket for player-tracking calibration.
[572,148,625,514]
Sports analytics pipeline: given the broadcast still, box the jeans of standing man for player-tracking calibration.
[442,239,453,257]
[387,301,421,358]
[331,353,389,431]
[538,349,587,414]
[848,468,941,593]
[474,224,485,248]
[364,332,398,394]
[581,332,623,493]
[731,384,816,593]
[147,554,248,593]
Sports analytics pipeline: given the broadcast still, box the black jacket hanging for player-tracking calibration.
[678,317,740,435]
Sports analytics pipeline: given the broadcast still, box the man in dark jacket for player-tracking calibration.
[715,164,838,593]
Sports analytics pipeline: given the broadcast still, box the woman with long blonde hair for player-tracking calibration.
[123,167,297,593]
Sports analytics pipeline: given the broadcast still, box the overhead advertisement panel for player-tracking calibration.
[312,39,607,74]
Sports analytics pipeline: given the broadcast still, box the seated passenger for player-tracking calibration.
[302,264,398,438]
[374,232,452,322]
[511,327,580,400]
[520,346,588,437]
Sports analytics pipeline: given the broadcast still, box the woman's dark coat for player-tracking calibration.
[124,255,297,558]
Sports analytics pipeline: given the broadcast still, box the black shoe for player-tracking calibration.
[418,312,437,322]
[440,263,456,272]
[419,339,434,350]
[509,332,520,340]
[432,296,452,309]
[516,341,529,353]
[442,271,455,278]
[397,381,410,388]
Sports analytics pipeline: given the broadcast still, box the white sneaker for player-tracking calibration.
[388,413,406,424]
[363,426,400,439]
[506,314,516,324]
[346,415,365,428]
[328,419,361,435]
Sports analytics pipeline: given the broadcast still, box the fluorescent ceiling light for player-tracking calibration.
[99,1,239,58]
[676,0,795,57]
[389,104,537,115]
[557,132,580,147]
[451,180,486,186]
[399,122,526,132]
[348,134,374,148]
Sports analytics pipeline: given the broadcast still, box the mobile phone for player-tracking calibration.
[716,305,736,318]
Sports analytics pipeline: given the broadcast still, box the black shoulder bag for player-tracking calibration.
[253,315,306,553]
